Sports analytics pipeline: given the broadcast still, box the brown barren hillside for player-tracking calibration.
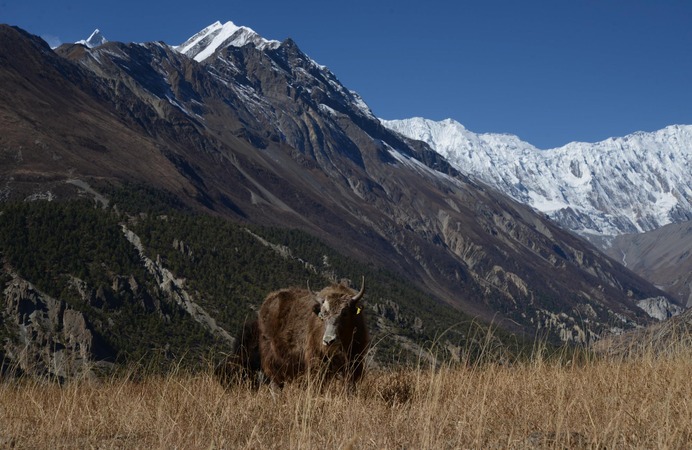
[0,26,195,198]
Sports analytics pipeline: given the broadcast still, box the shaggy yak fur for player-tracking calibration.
[257,278,369,389]
[215,317,264,388]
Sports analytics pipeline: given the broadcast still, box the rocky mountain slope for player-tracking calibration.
[382,117,692,238]
[0,22,681,371]
[603,221,692,308]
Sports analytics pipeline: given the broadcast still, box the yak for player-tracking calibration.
[257,278,369,390]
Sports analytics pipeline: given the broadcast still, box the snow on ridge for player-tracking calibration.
[174,21,225,55]
[76,29,108,48]
[175,20,280,62]
[383,117,692,237]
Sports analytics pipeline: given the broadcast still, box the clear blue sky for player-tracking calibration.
[3,0,692,149]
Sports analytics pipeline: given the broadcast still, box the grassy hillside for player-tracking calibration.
[1,347,690,448]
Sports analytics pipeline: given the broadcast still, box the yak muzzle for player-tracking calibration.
[322,334,337,346]
[322,323,338,346]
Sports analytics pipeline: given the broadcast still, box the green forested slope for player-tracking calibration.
[0,186,524,377]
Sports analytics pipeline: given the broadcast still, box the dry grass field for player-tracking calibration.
[1,346,691,449]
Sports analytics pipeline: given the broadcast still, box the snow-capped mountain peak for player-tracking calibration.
[76,29,107,48]
[172,20,375,120]
[175,20,280,62]
[383,117,692,238]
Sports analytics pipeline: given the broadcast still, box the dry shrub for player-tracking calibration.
[361,369,417,406]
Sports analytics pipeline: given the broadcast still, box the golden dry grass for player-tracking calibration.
[1,350,691,449]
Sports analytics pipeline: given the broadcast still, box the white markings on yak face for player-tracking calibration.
[318,296,347,346]
[313,278,366,347]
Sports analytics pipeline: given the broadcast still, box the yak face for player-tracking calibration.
[316,295,359,347]
[314,278,365,348]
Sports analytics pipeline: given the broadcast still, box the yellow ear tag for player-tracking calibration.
[356,306,362,315]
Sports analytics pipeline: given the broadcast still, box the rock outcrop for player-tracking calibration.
[122,225,234,344]
[1,275,112,380]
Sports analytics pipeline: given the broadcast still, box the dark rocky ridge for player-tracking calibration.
[0,24,681,346]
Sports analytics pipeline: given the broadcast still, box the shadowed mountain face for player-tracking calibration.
[0,24,680,342]
[603,221,692,308]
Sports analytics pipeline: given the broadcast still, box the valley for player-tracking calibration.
[0,21,688,378]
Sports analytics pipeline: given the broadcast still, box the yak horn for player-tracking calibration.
[308,279,325,304]
[351,276,365,302]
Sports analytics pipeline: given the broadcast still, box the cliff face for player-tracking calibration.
[2,275,110,380]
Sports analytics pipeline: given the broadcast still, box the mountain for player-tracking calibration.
[175,20,280,61]
[76,29,107,48]
[382,118,692,306]
[382,118,692,238]
[0,22,681,375]
[603,220,692,308]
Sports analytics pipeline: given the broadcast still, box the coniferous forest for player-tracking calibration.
[0,184,521,378]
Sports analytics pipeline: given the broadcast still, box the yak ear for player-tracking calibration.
[312,302,321,316]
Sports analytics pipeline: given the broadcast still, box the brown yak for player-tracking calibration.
[257,278,369,390]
